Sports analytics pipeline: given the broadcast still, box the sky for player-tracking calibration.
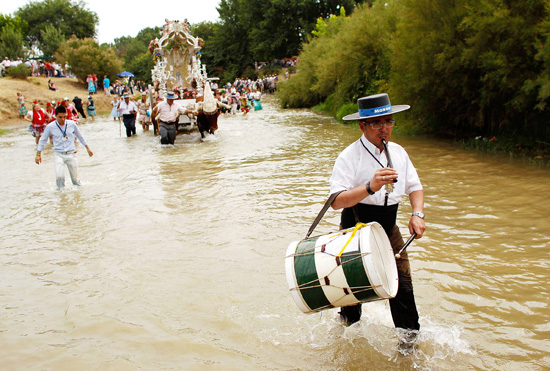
[3,0,221,44]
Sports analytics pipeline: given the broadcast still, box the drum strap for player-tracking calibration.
[305,190,344,239]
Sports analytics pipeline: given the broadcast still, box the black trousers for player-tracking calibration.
[75,106,86,119]
[123,114,136,137]
[159,122,177,145]
[339,205,420,331]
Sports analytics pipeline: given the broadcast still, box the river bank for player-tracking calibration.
[311,104,550,168]
[0,76,115,128]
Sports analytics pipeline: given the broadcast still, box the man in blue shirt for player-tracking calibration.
[35,106,93,189]
[103,75,110,96]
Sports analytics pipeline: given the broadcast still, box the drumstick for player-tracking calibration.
[395,232,417,259]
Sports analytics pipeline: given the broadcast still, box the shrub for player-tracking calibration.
[55,36,122,84]
[6,64,30,79]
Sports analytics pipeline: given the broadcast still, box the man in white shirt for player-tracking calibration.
[2,57,11,69]
[155,91,196,144]
[118,93,138,137]
[35,105,93,189]
[329,93,425,349]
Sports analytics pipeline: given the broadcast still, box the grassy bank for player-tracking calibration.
[0,76,116,128]
[461,136,550,167]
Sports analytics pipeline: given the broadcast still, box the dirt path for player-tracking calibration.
[0,76,120,128]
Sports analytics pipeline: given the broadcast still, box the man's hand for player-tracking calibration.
[35,153,41,164]
[408,215,425,238]
[370,167,398,192]
[86,147,93,157]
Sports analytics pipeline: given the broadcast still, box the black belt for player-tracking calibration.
[160,120,177,125]
[123,113,134,117]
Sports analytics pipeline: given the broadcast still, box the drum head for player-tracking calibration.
[360,223,398,299]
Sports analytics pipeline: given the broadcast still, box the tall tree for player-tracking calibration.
[211,0,363,81]
[39,24,65,57]
[0,14,28,36]
[55,36,122,83]
[15,0,98,47]
[248,0,360,60]
[111,26,161,84]
[0,25,26,59]
[191,21,218,77]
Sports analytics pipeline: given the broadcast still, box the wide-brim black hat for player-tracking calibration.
[342,93,410,121]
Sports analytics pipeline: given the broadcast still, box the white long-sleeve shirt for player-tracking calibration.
[37,120,87,153]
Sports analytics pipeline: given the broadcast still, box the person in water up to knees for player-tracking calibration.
[35,105,93,189]
[329,93,425,352]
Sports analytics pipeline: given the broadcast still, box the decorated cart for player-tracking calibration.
[148,19,208,132]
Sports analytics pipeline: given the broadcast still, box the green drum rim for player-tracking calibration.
[293,238,331,312]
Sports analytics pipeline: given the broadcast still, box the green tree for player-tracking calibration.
[0,14,28,36]
[248,0,360,60]
[211,0,364,82]
[277,2,392,116]
[55,36,122,83]
[390,0,550,140]
[15,0,98,47]
[111,26,161,84]
[125,53,155,85]
[191,21,218,77]
[39,24,65,57]
[0,25,27,59]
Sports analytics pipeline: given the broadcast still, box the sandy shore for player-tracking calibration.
[0,76,124,128]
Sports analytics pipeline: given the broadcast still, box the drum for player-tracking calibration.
[285,222,398,314]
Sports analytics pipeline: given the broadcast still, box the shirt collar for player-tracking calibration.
[361,134,382,155]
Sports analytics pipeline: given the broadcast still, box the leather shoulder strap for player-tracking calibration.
[305,190,345,239]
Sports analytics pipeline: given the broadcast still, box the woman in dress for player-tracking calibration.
[86,95,96,121]
[110,96,121,121]
[87,74,96,95]
[252,88,262,111]
[137,94,151,131]
[17,92,27,118]
[25,102,51,144]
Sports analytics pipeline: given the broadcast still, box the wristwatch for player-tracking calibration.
[411,211,425,219]
[366,181,375,195]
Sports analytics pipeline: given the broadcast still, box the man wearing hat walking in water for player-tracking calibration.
[118,93,138,137]
[329,93,425,349]
[155,91,196,145]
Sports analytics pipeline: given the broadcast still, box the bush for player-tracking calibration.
[6,64,30,79]
[335,103,357,122]
[55,36,122,84]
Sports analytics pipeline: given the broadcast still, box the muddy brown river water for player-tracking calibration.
[1,98,549,370]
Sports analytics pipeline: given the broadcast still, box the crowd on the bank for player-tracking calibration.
[256,57,298,70]
[1,57,73,78]
[18,92,98,144]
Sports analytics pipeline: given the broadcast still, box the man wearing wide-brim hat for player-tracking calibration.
[118,93,138,137]
[155,91,197,145]
[329,93,425,348]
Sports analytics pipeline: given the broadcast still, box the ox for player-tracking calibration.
[194,83,230,139]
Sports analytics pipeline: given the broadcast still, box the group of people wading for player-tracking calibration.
[29,80,426,353]
[22,94,95,144]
